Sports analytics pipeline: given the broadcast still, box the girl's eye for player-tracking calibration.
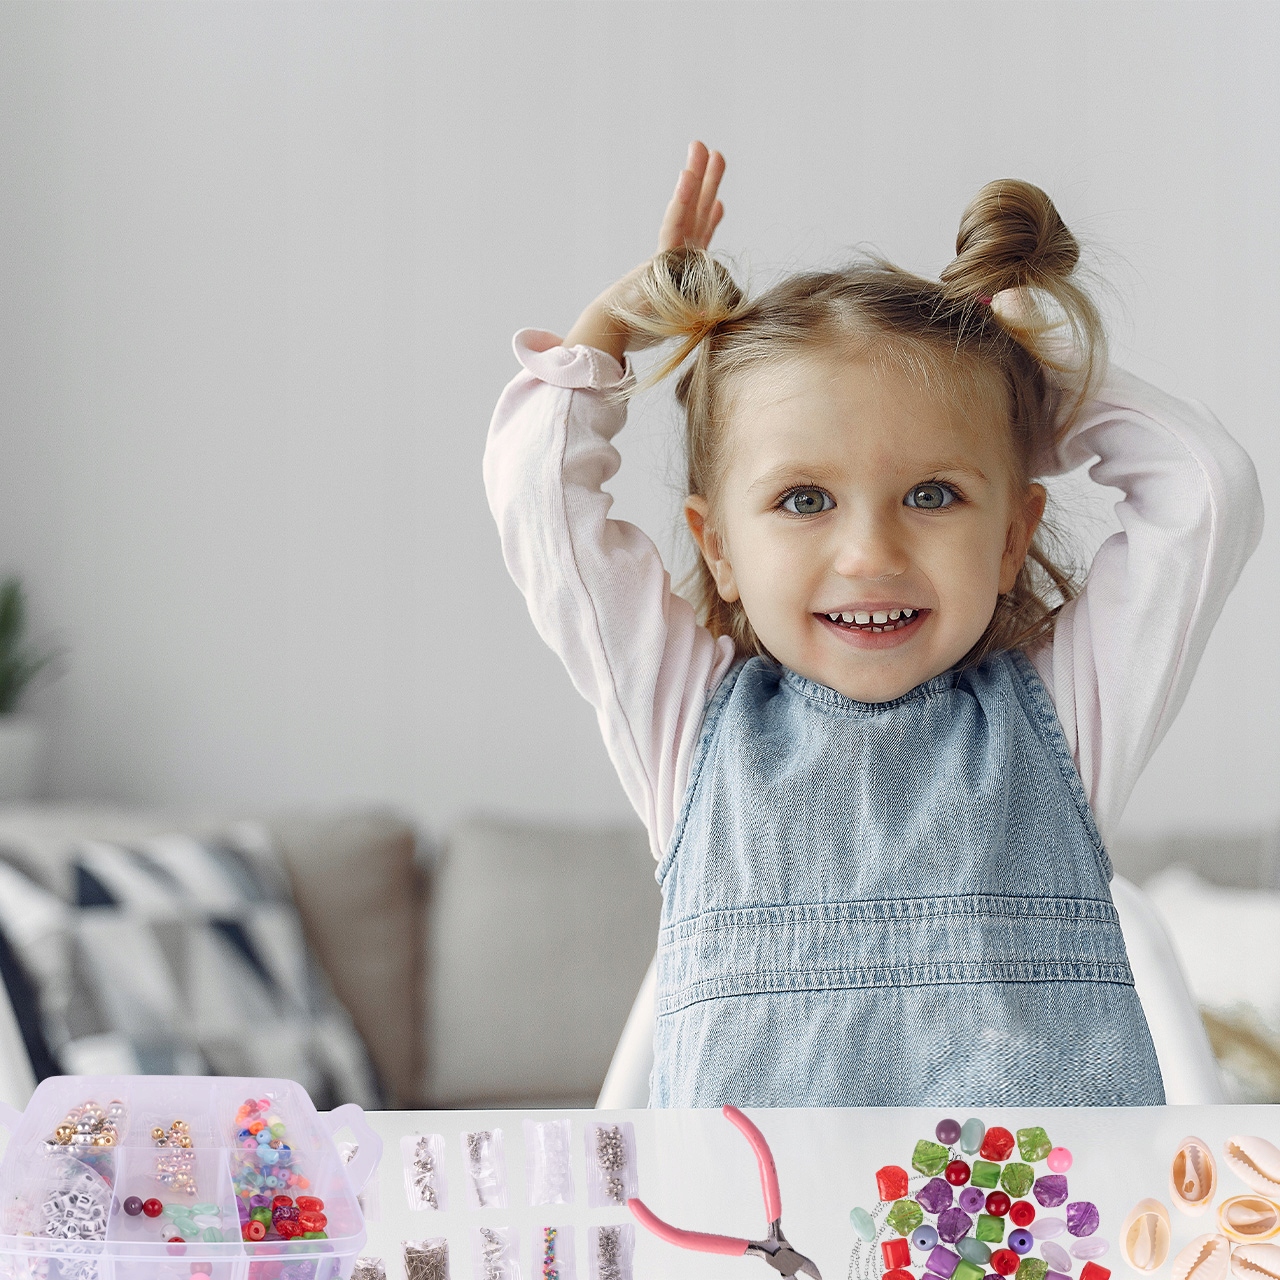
[904,481,958,510]
[779,487,835,515]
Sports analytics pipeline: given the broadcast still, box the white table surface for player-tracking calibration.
[351,1106,1280,1280]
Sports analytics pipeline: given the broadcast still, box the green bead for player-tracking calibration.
[251,1207,272,1224]
[954,1262,984,1280]
[1000,1162,1034,1198]
[193,1204,218,1215]
[912,1139,949,1177]
[271,1123,286,1138]
[302,1232,327,1240]
[957,1239,992,1265]
[1016,1127,1052,1163]
[971,1160,1001,1189]
[1017,1260,1048,1280]
[886,1200,924,1236]
[849,1208,876,1242]
[202,1228,222,1243]
[960,1118,986,1155]
[975,1214,1005,1244]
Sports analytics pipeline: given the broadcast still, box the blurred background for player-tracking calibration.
[0,2,1277,1110]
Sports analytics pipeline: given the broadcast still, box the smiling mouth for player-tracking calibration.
[818,607,926,634]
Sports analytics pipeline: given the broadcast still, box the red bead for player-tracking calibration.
[271,1195,293,1209]
[945,1160,971,1186]
[882,1239,911,1271]
[884,1271,915,1280]
[1080,1265,1111,1280]
[876,1166,909,1202]
[1009,1201,1035,1227]
[986,1191,1012,1217]
[142,1199,164,1218]
[295,1196,324,1212]
[298,1211,326,1233]
[979,1127,1015,1162]
[991,1250,1020,1276]
[242,1220,267,1243]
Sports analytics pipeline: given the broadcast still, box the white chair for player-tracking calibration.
[596,874,1225,1108]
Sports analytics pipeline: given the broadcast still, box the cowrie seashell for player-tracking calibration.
[1225,1137,1280,1198]
[1172,1234,1233,1280]
[1172,1136,1219,1215]
[1233,1244,1280,1280]
[1219,1195,1280,1243]
[1120,1199,1171,1272]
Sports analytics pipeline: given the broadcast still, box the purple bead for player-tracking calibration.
[1034,1175,1069,1208]
[1040,1242,1072,1272]
[936,1209,974,1244]
[1046,1273,1072,1280]
[1009,1230,1034,1255]
[250,1194,270,1208]
[1066,1202,1099,1238]
[274,1205,300,1221]
[959,1186,986,1214]
[927,1246,961,1279]
[123,1196,143,1217]
[936,1118,962,1146]
[918,1178,955,1214]
[1070,1238,1109,1260]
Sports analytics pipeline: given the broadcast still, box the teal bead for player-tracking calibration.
[850,1207,876,1242]
[960,1118,986,1156]
[957,1238,992,1265]
[193,1204,218,1215]
[202,1228,222,1243]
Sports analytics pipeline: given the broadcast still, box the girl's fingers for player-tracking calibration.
[657,141,725,251]
[694,151,725,233]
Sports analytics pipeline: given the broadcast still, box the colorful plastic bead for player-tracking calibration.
[888,1200,925,1236]
[1045,1272,1071,1280]
[1032,1218,1066,1240]
[1033,1176,1068,1208]
[242,1220,267,1242]
[927,1246,961,1279]
[1040,1242,1072,1272]
[960,1118,986,1156]
[1016,1261,1048,1280]
[957,1239,991,1265]
[976,1214,1005,1244]
[986,1192,1012,1218]
[913,1141,951,1178]
[1016,1128,1053,1164]
[1066,1202,1099,1237]
[959,1187,986,1213]
[972,1161,1001,1189]
[912,1227,940,1253]
[1000,1164,1034,1199]
[990,1250,1019,1276]
[918,1178,954,1215]
[946,1160,972,1186]
[123,1197,143,1216]
[850,1208,876,1242]
[295,1196,324,1212]
[936,1119,962,1146]
[884,1270,914,1280]
[883,1239,911,1270]
[1008,1230,1034,1256]
[980,1128,1016,1162]
[1070,1238,1109,1261]
[937,1209,974,1244]
[1079,1264,1110,1280]
[1047,1147,1073,1174]
[143,1199,164,1218]
[954,1263,984,1280]
[1009,1201,1036,1228]
[878,1166,910,1201]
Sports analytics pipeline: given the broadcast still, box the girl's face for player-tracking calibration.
[685,348,1047,703]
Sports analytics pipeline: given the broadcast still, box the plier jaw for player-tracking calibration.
[747,1220,822,1280]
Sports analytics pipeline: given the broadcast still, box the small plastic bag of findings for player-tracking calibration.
[473,1225,521,1280]
[404,1237,452,1280]
[461,1128,509,1210]
[584,1122,637,1209]
[588,1224,634,1280]
[352,1258,388,1280]
[536,1225,577,1280]
[524,1119,574,1206]
[402,1132,449,1211]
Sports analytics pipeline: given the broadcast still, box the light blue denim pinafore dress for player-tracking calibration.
[650,649,1166,1107]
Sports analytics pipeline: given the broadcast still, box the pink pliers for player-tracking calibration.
[627,1105,822,1279]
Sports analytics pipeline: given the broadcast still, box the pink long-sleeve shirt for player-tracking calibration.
[485,329,1264,862]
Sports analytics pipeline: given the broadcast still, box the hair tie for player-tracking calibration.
[977,295,993,306]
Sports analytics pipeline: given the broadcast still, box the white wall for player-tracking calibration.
[0,1,1275,839]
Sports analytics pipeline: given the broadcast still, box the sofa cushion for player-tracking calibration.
[423,815,660,1107]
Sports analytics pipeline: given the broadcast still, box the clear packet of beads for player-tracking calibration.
[461,1128,509,1210]
[584,1122,637,1209]
[402,1133,449,1211]
[588,1224,633,1280]
[524,1119,574,1206]
[352,1259,387,1280]
[473,1225,521,1280]
[536,1225,577,1280]
[404,1238,451,1280]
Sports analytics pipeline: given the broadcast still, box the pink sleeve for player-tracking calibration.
[1027,364,1264,844]
[483,329,738,860]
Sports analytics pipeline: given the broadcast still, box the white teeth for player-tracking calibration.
[872,611,888,624]
[854,612,870,625]
[889,610,901,620]
[872,626,883,632]
[902,608,915,618]
[828,613,841,622]
[841,612,854,623]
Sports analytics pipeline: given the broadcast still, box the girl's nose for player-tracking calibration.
[829,510,909,582]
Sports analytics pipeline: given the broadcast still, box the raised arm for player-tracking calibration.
[483,144,737,859]
[1027,364,1264,844]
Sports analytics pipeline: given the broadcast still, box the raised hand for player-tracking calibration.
[564,141,726,362]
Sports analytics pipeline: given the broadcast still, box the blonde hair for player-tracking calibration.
[609,178,1107,669]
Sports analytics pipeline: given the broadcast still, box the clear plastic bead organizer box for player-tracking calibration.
[0,1074,381,1280]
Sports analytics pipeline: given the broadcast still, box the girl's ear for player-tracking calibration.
[684,495,740,602]
[998,483,1048,594]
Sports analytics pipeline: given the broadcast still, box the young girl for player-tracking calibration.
[484,142,1263,1107]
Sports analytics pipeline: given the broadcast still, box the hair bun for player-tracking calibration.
[941,178,1080,301]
